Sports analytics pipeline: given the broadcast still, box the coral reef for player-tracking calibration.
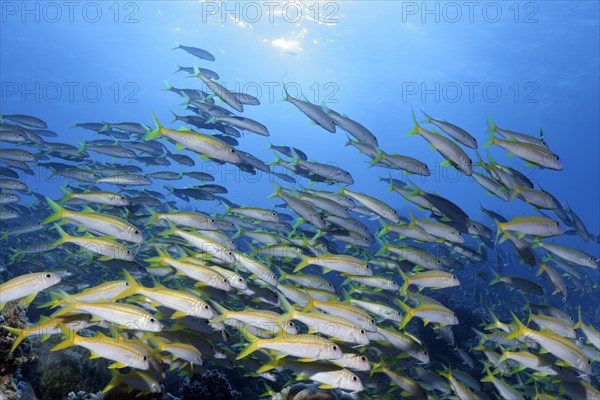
[179,369,241,400]
[0,303,36,400]
[27,337,111,399]
[66,391,102,400]
[274,383,359,400]
[102,384,162,400]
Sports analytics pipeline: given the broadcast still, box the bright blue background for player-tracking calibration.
[1,1,598,260]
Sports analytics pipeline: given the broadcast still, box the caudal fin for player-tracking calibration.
[293,255,314,273]
[407,109,421,137]
[50,323,77,351]
[2,326,25,353]
[42,197,67,224]
[144,113,165,141]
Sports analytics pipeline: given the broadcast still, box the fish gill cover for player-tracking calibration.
[0,1,599,399]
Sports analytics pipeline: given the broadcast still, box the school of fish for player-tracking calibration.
[1,42,599,399]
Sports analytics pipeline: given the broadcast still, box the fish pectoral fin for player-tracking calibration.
[19,292,38,307]
[98,256,112,261]
[175,144,185,150]
[171,311,187,319]
[318,384,336,389]
[296,357,317,362]
[89,351,102,359]
[108,362,128,369]
[440,160,452,167]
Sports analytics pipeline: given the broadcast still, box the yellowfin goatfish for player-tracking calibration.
[43,198,143,244]
[145,114,242,164]
[505,313,591,374]
[115,271,216,319]
[0,272,61,311]
[51,224,134,261]
[50,292,165,332]
[52,324,153,370]
[236,332,343,361]
[295,254,372,276]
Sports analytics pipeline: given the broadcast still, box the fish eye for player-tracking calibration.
[288,322,294,327]
[134,230,139,234]
[332,345,338,351]
[453,312,457,317]
[238,278,243,282]
[365,264,370,269]
[360,356,366,361]
[204,305,209,309]
[393,210,398,215]
[227,251,233,255]
[555,155,560,160]
[327,283,333,287]
[210,219,216,223]
[360,329,365,334]
[423,350,428,355]
[437,260,442,264]
[452,275,457,279]
[352,376,358,381]
[271,212,277,217]
[370,319,375,324]
[223,278,228,282]
[126,250,131,254]
[229,148,235,153]
[143,356,147,361]
[555,222,560,226]
[125,282,129,286]
[271,275,276,280]
[150,318,156,323]
[46,273,52,278]
[588,360,591,364]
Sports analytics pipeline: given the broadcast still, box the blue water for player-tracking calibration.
[1,0,599,396]
[2,1,598,221]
